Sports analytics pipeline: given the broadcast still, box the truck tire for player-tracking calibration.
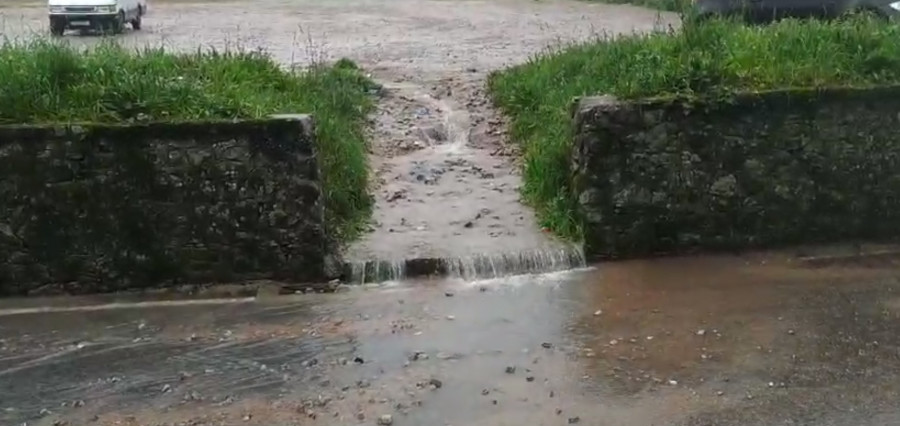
[132,14,142,30]
[111,11,125,34]
[50,18,65,36]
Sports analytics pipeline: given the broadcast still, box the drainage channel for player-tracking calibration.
[342,245,586,284]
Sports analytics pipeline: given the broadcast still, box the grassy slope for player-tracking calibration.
[488,18,900,240]
[0,40,376,243]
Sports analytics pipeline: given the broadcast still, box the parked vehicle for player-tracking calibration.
[690,0,900,22]
[47,0,147,36]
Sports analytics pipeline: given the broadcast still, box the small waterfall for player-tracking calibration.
[343,245,585,284]
[344,259,408,284]
[442,246,586,281]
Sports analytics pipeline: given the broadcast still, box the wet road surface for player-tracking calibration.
[3,248,900,425]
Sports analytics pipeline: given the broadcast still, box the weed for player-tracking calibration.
[0,39,376,243]
[489,17,900,240]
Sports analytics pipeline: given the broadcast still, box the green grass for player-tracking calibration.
[0,39,376,243]
[488,17,900,240]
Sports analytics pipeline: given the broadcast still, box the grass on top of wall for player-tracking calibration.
[488,17,900,240]
[0,40,376,244]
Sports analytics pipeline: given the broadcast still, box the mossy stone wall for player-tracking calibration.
[0,115,337,296]
[572,87,900,258]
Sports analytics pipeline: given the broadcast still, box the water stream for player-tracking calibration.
[343,245,586,284]
[345,80,583,285]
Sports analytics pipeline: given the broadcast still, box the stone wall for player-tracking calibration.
[0,115,337,296]
[571,87,900,259]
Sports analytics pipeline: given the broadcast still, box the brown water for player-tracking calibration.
[2,249,900,425]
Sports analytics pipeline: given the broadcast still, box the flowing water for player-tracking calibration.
[344,245,586,284]
[343,75,587,283]
[3,249,900,426]
[343,65,586,271]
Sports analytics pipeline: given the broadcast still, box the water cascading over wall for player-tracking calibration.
[343,246,586,284]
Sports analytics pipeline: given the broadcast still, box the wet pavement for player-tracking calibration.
[3,248,900,425]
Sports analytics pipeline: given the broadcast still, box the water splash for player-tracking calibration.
[443,247,586,281]
[345,259,408,284]
[343,245,585,284]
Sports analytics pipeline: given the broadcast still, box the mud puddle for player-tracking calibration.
[3,250,900,425]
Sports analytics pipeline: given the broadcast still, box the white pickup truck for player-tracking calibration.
[48,0,148,36]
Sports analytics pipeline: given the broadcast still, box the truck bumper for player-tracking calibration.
[49,13,118,29]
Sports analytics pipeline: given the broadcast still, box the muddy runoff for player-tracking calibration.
[2,249,900,425]
[342,77,589,282]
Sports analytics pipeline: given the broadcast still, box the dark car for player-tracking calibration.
[691,0,900,22]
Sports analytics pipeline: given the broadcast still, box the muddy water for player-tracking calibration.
[343,69,581,279]
[2,250,900,425]
[348,81,550,257]
[346,78,586,278]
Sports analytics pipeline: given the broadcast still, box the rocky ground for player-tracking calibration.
[2,247,900,425]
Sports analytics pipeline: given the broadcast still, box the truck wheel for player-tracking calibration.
[112,11,125,34]
[132,14,142,30]
[50,19,65,36]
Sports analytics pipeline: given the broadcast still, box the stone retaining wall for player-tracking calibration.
[571,87,900,258]
[0,115,337,296]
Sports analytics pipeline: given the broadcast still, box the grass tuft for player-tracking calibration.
[489,17,900,240]
[0,39,376,243]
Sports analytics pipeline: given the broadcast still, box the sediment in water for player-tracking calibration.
[342,245,586,284]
